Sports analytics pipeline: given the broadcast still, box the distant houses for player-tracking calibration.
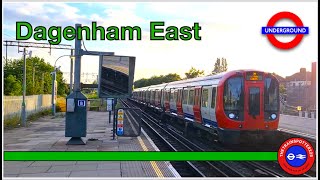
[278,62,317,111]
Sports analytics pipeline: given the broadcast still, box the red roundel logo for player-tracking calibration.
[278,138,315,175]
[262,12,309,50]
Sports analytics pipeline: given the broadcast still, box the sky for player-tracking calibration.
[2,2,318,83]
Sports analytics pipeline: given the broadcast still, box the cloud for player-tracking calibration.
[3,2,318,82]
[3,3,89,29]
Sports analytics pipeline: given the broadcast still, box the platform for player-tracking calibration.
[278,114,317,140]
[3,111,180,178]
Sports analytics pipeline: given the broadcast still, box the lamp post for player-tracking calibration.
[51,55,74,116]
[21,48,32,127]
[32,59,39,94]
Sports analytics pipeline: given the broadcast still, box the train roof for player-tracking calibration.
[133,69,271,92]
[165,72,226,89]
[133,86,150,91]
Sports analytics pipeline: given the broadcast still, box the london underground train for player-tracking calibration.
[131,70,280,144]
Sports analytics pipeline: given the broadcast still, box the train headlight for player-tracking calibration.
[270,113,277,120]
[228,113,235,119]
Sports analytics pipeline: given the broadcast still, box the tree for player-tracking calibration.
[163,73,181,82]
[4,57,68,96]
[185,67,205,79]
[134,73,182,88]
[134,78,149,88]
[221,57,228,72]
[279,84,286,95]
[4,75,22,96]
[56,70,69,95]
[212,57,228,75]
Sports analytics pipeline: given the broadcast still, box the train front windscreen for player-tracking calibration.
[223,72,280,123]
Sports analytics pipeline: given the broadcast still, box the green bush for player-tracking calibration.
[86,92,98,99]
[4,115,21,129]
[27,109,51,122]
[4,109,52,130]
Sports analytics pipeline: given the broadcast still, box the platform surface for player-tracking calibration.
[278,114,317,139]
[3,111,179,178]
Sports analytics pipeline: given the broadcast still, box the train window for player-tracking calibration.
[160,90,163,102]
[152,91,156,102]
[157,90,160,102]
[202,89,209,107]
[264,77,279,111]
[223,77,244,111]
[194,90,197,105]
[195,89,200,106]
[183,89,188,104]
[249,87,260,116]
[155,91,157,102]
[188,89,195,105]
[155,91,158,102]
[178,89,182,103]
[164,91,168,102]
[174,90,178,102]
[177,90,180,102]
[162,91,165,101]
[170,89,174,102]
[194,90,198,105]
[211,87,216,109]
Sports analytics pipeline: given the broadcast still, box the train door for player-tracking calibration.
[201,86,217,128]
[150,90,155,105]
[182,88,189,118]
[154,90,157,106]
[176,89,184,117]
[160,89,164,108]
[209,87,217,127]
[143,91,146,102]
[244,81,264,129]
[164,90,170,112]
[193,87,202,123]
[153,90,157,106]
[150,90,154,105]
[155,90,160,106]
[184,87,195,121]
[169,88,177,114]
[146,91,149,103]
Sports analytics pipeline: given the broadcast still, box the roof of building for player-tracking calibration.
[285,71,312,82]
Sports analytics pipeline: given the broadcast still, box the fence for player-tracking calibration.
[3,94,52,120]
[87,99,106,111]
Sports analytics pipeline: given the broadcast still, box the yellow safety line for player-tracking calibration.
[137,136,164,178]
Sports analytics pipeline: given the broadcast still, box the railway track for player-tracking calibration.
[125,98,316,177]
[121,99,244,177]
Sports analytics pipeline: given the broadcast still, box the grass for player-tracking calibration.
[115,101,123,109]
[88,99,106,111]
[3,115,21,130]
[85,92,99,99]
[27,109,51,122]
[4,109,52,130]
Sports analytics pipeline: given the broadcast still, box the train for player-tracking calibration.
[131,70,280,144]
